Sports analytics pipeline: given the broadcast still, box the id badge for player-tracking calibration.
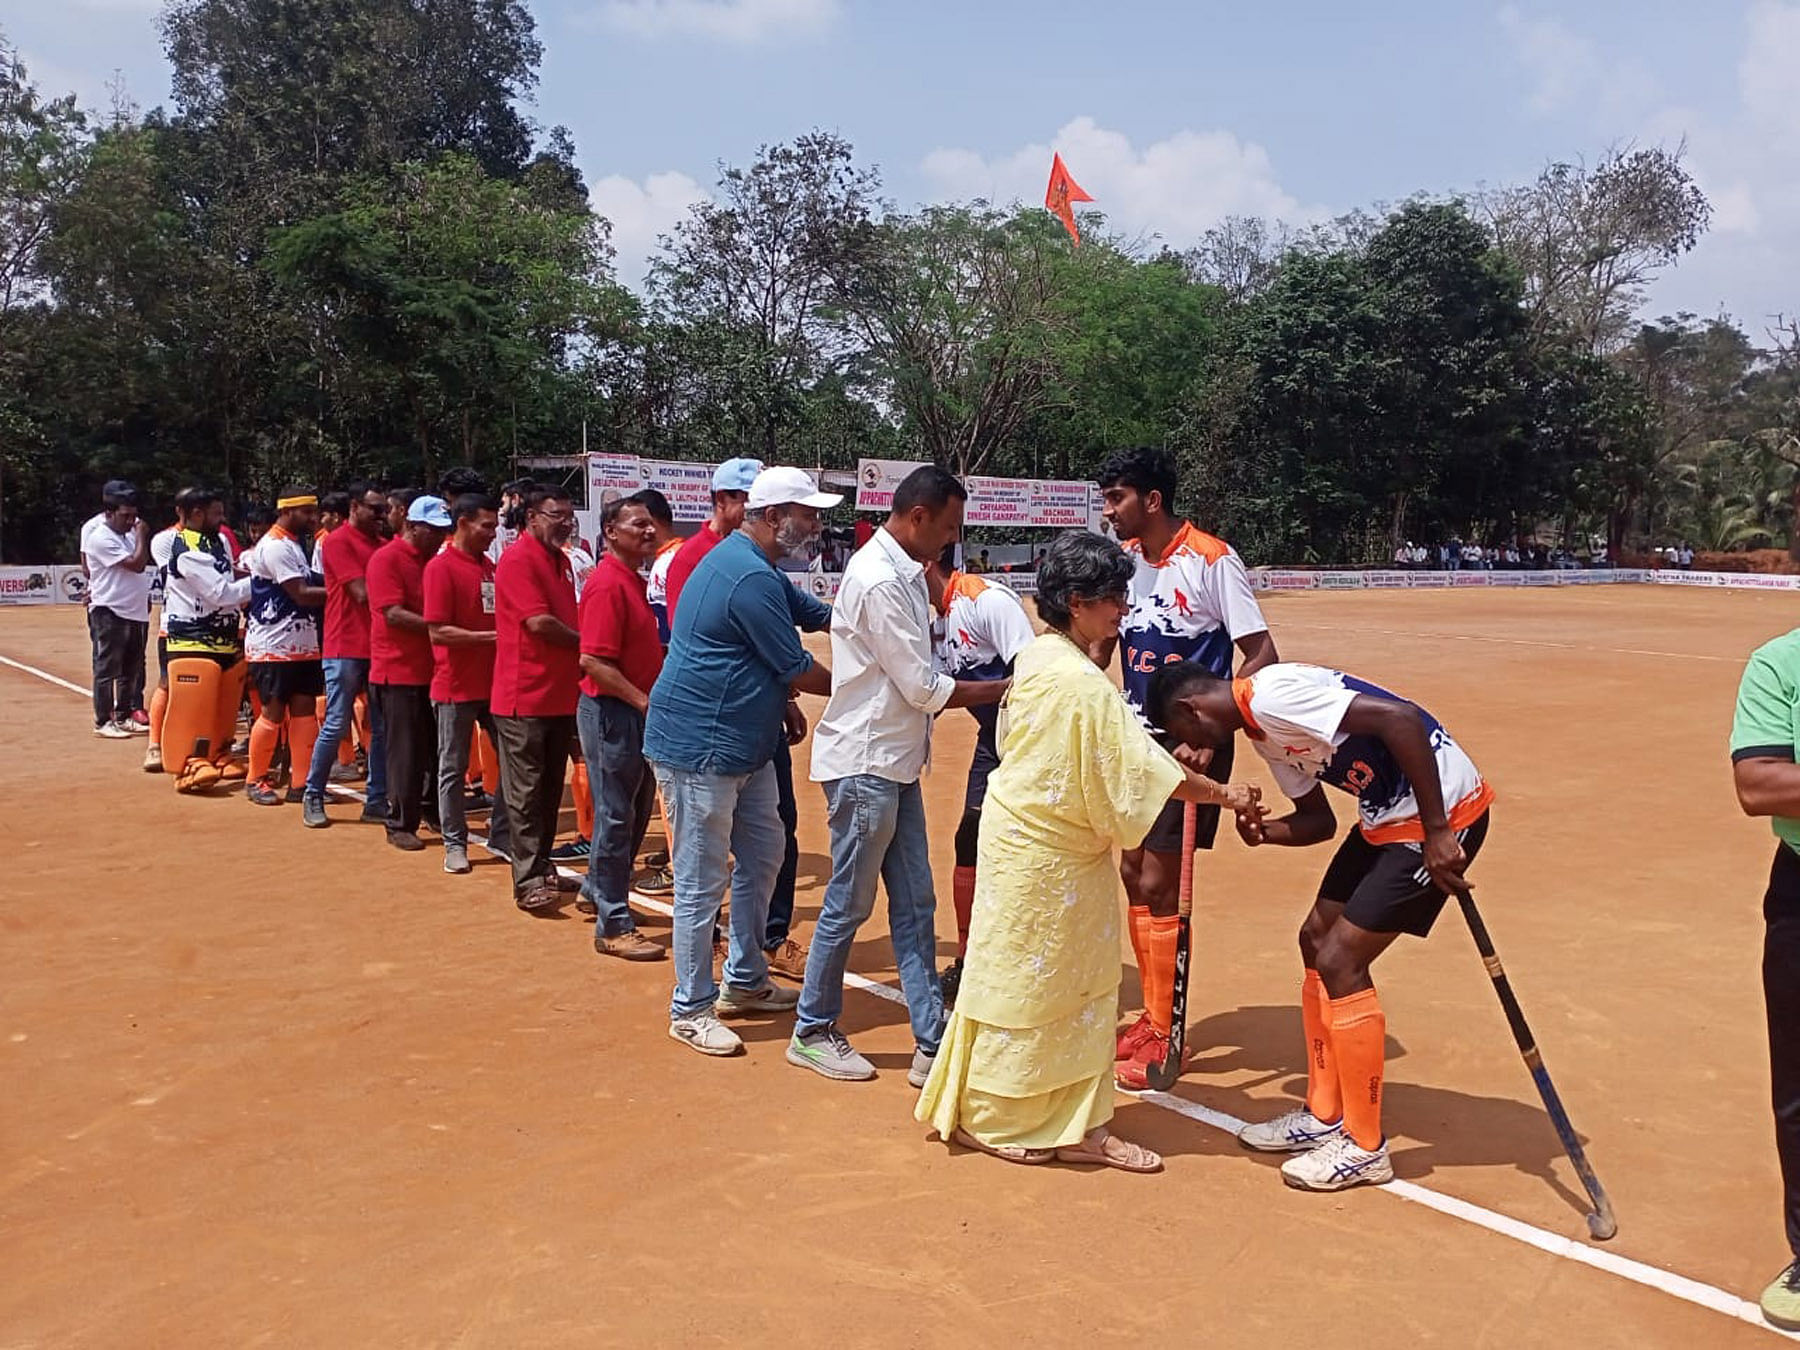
[480,580,496,614]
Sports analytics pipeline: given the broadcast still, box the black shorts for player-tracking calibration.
[156,635,169,678]
[1139,734,1236,853]
[963,714,1001,815]
[1318,810,1491,937]
[250,659,325,703]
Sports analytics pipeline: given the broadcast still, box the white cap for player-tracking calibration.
[746,466,843,511]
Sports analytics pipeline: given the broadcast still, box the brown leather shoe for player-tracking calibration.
[766,937,809,982]
[596,930,664,962]
[515,881,561,914]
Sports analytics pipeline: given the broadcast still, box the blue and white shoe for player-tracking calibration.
[1279,1132,1393,1192]
[1237,1106,1343,1154]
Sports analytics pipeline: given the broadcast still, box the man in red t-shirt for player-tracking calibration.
[424,493,510,875]
[302,481,388,828]
[577,496,667,961]
[662,457,761,624]
[492,484,583,912]
[367,495,450,850]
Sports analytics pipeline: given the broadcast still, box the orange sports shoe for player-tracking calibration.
[1115,1011,1157,1062]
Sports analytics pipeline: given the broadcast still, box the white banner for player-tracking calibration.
[856,459,1102,528]
[0,566,61,605]
[585,455,720,523]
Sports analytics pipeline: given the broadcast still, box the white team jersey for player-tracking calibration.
[646,538,681,644]
[486,523,520,565]
[1237,663,1492,844]
[152,526,180,636]
[932,572,1034,682]
[245,525,322,661]
[564,542,597,594]
[1119,522,1267,723]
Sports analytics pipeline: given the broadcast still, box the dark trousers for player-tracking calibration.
[768,735,800,948]
[577,693,655,937]
[493,713,576,895]
[374,682,437,836]
[1766,842,1800,1258]
[89,605,148,725]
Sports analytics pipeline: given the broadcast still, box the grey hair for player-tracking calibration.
[1036,530,1133,630]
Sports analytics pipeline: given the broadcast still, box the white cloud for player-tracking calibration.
[595,0,838,43]
[587,169,709,288]
[1496,5,1658,122]
[919,116,1320,247]
[1740,0,1800,138]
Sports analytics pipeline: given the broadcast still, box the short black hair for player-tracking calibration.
[174,486,218,513]
[1035,530,1133,631]
[438,467,488,499]
[501,478,536,499]
[386,487,418,509]
[344,479,381,503]
[890,465,967,517]
[628,487,674,526]
[1096,446,1178,517]
[102,479,139,511]
[524,484,572,512]
[244,504,276,528]
[450,492,496,523]
[602,495,647,530]
[1144,661,1227,733]
[319,490,351,518]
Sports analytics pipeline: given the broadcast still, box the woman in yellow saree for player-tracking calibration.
[917,531,1258,1173]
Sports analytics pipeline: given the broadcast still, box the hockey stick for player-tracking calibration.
[1144,801,1198,1091]
[1455,890,1618,1240]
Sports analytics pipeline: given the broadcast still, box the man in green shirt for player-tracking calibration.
[1731,628,1800,1331]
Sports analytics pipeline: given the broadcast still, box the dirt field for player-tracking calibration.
[2,585,1794,1347]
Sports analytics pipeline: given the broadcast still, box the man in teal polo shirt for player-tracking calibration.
[1731,627,1800,1331]
[645,467,838,1058]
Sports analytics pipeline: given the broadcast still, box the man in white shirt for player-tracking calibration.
[790,466,1008,1085]
[81,479,154,738]
[243,489,327,806]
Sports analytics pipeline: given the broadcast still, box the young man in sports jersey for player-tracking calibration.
[162,490,254,791]
[1146,661,1490,1192]
[922,546,1036,1005]
[243,489,327,807]
[1096,446,1277,1090]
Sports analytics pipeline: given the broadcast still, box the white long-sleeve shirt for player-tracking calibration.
[810,526,954,785]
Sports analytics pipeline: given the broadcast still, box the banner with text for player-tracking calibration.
[855,459,1101,528]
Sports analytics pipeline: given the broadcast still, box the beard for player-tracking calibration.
[774,514,816,556]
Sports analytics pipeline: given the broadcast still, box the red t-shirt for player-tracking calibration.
[422,544,497,703]
[366,536,434,686]
[662,522,724,625]
[579,551,664,700]
[492,534,579,718]
[320,523,380,659]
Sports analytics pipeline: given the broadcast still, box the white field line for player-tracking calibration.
[12,651,1796,1341]
[0,652,93,695]
[1275,621,1744,664]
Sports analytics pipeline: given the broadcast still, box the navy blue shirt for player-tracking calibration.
[645,530,819,775]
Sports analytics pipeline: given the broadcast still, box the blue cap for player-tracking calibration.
[407,495,452,527]
[711,457,764,493]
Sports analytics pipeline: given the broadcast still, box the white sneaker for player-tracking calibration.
[94,722,132,740]
[669,1011,743,1057]
[716,982,799,1016]
[1279,1133,1393,1192]
[906,1047,936,1089]
[1237,1106,1344,1154]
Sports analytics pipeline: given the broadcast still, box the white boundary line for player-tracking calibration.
[11,649,1796,1341]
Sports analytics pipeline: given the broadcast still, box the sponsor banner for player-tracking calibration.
[1011,478,1102,530]
[1315,571,1366,590]
[854,458,925,513]
[1365,570,1415,589]
[793,571,841,602]
[858,459,1102,527]
[1259,570,1320,591]
[1649,569,1800,590]
[962,474,1035,527]
[585,455,720,523]
[1451,571,1490,587]
[0,565,61,604]
[56,565,92,605]
[1408,571,1452,588]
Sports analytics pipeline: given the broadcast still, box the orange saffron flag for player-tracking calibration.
[1044,152,1094,245]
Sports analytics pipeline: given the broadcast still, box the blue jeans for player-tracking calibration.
[578,693,655,937]
[796,775,943,1055]
[305,657,386,804]
[655,761,784,1020]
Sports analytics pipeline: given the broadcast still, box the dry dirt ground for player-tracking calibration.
[1,586,1794,1347]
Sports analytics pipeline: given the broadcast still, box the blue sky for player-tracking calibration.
[11,0,1800,332]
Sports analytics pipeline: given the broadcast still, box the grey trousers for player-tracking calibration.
[435,700,511,855]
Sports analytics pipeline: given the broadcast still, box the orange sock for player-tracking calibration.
[477,726,499,795]
[952,866,977,955]
[1126,905,1153,1010]
[572,760,593,839]
[1327,987,1387,1150]
[149,685,169,748]
[248,718,281,783]
[1145,914,1181,1037]
[288,714,318,789]
[1302,970,1341,1124]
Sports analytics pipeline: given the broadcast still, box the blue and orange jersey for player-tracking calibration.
[1120,522,1267,725]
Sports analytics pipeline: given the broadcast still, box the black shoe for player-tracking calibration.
[464,787,491,810]
[386,829,425,852]
[939,957,964,1008]
[548,837,591,862]
[359,800,388,825]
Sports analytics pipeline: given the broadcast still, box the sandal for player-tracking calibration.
[1054,1131,1163,1174]
[950,1128,1054,1166]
